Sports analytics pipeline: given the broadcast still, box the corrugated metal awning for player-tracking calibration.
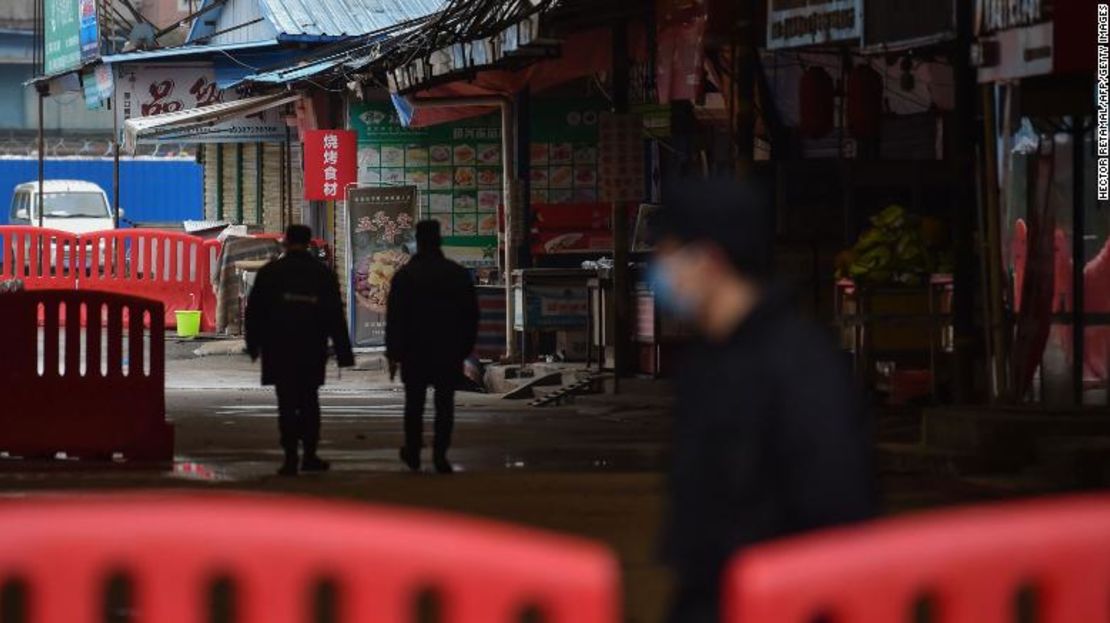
[123,92,301,153]
[100,40,279,64]
[259,0,445,39]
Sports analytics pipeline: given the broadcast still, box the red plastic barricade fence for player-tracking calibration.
[0,290,173,461]
[0,226,80,289]
[0,227,221,331]
[79,229,219,331]
[725,495,1110,623]
[0,493,620,622]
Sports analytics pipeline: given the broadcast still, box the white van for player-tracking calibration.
[9,180,119,234]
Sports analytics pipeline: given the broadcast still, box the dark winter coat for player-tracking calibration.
[385,250,479,383]
[245,250,355,386]
[662,285,877,587]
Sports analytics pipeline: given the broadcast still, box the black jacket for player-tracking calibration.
[245,251,355,387]
[662,285,876,582]
[385,250,479,382]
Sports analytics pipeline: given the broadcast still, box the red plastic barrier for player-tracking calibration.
[0,493,619,622]
[80,229,219,331]
[0,226,80,289]
[725,495,1110,622]
[0,290,172,461]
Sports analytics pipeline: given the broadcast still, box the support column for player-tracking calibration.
[610,20,631,385]
[949,0,982,402]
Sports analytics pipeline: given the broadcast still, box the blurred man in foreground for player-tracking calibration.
[386,220,479,474]
[652,179,876,622]
[246,225,354,476]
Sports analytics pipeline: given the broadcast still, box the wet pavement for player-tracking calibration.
[1,344,676,621]
[0,341,996,623]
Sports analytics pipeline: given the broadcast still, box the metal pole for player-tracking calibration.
[285,125,293,225]
[35,0,44,228]
[1071,119,1085,406]
[279,139,287,231]
[235,143,244,224]
[112,93,121,228]
[980,84,1005,400]
[950,0,980,402]
[255,144,264,226]
[611,21,630,386]
[37,88,45,230]
[215,145,224,221]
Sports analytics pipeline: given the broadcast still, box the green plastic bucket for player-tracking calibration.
[175,310,202,338]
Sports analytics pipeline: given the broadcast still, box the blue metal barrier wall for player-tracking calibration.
[0,157,202,225]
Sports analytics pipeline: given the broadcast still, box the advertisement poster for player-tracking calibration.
[351,101,500,267]
[78,0,99,63]
[44,0,81,75]
[115,64,287,144]
[766,0,861,50]
[303,130,357,200]
[82,63,113,110]
[348,186,418,347]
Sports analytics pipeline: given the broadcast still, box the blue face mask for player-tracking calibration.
[647,260,696,318]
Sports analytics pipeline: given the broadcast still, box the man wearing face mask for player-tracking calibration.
[652,179,877,623]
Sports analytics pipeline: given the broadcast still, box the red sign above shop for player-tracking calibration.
[304,130,357,201]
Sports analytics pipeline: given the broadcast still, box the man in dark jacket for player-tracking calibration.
[651,180,877,623]
[246,225,354,476]
[386,220,478,474]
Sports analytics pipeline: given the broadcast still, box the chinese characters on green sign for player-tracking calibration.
[351,101,502,266]
[44,0,98,76]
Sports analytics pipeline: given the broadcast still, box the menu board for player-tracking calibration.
[599,112,646,203]
[529,99,607,205]
[350,102,501,251]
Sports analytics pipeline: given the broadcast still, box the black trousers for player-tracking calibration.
[666,569,721,623]
[403,379,455,457]
[275,382,322,457]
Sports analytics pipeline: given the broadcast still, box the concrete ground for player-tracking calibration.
[0,337,1000,622]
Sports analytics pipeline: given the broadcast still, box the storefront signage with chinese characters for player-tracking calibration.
[114,64,287,144]
[975,0,1046,35]
[863,0,955,51]
[766,0,861,50]
[44,0,89,75]
[599,112,645,203]
[350,101,502,256]
[304,130,357,201]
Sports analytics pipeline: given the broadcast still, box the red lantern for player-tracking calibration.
[846,64,883,140]
[798,67,834,139]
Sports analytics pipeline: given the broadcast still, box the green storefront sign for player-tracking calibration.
[349,97,609,264]
[44,0,81,75]
[351,101,501,263]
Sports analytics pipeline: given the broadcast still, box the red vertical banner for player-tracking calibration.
[304,129,357,200]
[656,0,708,103]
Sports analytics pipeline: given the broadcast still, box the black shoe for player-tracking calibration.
[433,455,454,475]
[399,447,421,472]
[277,460,298,476]
[301,456,330,472]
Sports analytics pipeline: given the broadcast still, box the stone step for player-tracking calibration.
[1033,436,1110,488]
[922,407,1110,472]
[877,442,980,477]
